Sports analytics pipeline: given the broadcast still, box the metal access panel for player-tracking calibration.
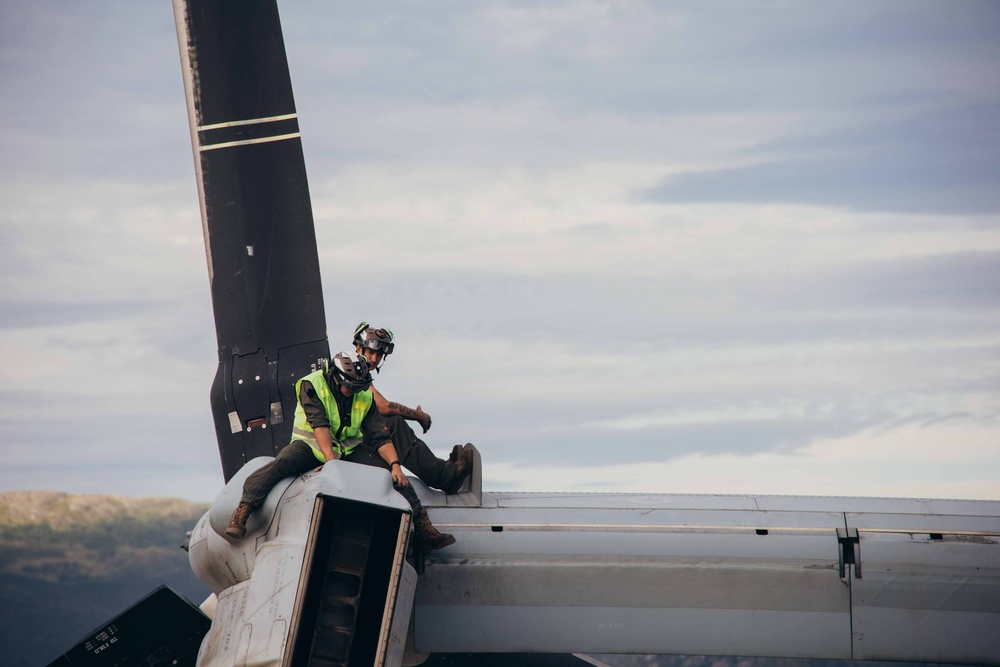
[285,495,415,667]
[211,340,330,480]
[415,498,853,658]
[849,522,1000,664]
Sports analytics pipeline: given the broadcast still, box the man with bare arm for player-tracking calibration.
[225,350,455,549]
[353,322,474,494]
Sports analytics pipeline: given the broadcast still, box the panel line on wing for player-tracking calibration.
[433,522,834,533]
[436,522,1000,536]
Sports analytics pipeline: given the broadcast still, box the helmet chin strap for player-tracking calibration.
[356,344,387,373]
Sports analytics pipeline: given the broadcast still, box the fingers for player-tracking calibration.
[394,472,409,488]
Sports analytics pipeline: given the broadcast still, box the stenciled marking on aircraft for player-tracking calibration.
[199,133,301,151]
[197,113,301,151]
[198,113,298,131]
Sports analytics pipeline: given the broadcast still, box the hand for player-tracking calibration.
[391,465,409,488]
[415,405,432,433]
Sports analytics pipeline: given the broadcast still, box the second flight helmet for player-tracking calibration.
[352,322,395,372]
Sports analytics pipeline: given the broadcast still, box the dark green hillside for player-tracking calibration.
[0,491,210,667]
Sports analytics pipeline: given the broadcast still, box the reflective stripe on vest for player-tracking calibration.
[292,369,373,462]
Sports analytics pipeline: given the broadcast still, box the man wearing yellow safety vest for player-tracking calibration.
[353,322,474,494]
[225,350,456,550]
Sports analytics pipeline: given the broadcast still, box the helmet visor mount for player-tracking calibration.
[330,351,373,393]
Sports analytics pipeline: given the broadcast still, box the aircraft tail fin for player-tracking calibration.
[172,0,330,481]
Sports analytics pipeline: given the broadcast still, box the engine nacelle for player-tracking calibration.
[188,458,417,667]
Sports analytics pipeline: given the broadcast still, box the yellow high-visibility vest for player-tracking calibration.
[291,369,373,462]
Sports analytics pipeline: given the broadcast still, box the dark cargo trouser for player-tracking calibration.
[385,415,459,492]
[240,441,317,508]
[240,439,423,513]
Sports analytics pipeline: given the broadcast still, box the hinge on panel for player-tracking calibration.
[837,527,862,580]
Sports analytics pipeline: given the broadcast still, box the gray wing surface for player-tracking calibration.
[412,472,1000,664]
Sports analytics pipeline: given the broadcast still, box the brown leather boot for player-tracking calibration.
[445,444,474,494]
[225,502,253,540]
[415,508,456,550]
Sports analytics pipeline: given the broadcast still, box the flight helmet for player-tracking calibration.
[329,351,372,393]
[352,321,394,371]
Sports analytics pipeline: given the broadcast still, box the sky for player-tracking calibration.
[1,0,999,503]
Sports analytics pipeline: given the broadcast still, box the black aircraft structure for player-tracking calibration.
[48,1,1000,666]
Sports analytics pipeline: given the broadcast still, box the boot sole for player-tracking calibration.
[444,449,475,494]
[444,475,469,495]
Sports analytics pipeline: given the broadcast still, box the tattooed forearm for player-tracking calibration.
[387,402,420,419]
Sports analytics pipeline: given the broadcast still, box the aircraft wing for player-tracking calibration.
[413,471,1000,663]
[173,0,331,482]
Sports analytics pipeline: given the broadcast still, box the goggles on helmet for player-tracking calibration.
[359,334,394,355]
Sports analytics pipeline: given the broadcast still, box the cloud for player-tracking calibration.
[0,181,207,319]
[730,250,1000,311]
[287,2,1000,113]
[639,101,1000,215]
[0,299,168,331]
[482,418,1000,500]
[0,1,189,185]
[321,259,1000,362]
